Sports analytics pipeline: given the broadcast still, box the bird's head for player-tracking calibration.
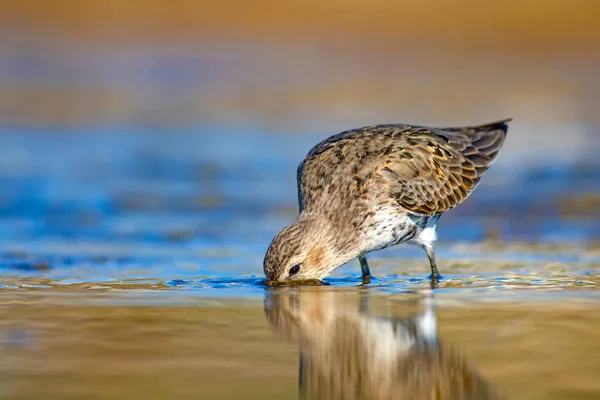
[263,214,354,282]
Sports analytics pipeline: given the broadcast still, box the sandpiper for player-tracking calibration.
[264,119,510,284]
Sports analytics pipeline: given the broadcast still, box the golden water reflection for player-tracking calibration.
[265,290,497,399]
[1,288,599,399]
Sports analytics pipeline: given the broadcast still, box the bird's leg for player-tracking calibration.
[422,244,441,284]
[358,254,371,285]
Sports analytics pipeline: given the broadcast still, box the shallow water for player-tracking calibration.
[1,289,599,399]
[0,126,599,399]
[2,1,600,396]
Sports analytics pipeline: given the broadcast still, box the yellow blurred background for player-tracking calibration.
[1,0,599,128]
[1,5,600,399]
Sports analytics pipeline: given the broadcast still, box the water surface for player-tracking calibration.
[0,126,599,399]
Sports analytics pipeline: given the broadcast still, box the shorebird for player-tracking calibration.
[263,119,510,284]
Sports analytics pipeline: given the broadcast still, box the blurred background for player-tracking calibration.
[1,0,599,261]
[2,0,600,127]
[0,2,599,399]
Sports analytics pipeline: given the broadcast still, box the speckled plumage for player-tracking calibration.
[264,119,510,283]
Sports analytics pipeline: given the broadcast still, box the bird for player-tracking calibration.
[263,119,510,285]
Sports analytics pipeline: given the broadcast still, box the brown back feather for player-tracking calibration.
[297,119,511,215]
[377,119,510,215]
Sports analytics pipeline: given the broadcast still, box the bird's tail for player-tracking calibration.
[442,118,511,165]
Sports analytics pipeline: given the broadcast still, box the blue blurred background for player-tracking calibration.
[1,0,599,282]
[1,3,600,399]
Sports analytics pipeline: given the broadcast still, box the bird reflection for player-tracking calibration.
[264,290,497,400]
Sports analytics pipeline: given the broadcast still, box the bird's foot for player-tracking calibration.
[361,274,372,285]
[428,272,441,289]
[427,273,443,281]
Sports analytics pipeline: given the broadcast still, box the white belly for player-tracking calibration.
[363,209,439,253]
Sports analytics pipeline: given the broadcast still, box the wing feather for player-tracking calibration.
[376,119,510,215]
[297,120,510,214]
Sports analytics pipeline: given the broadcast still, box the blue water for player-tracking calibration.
[0,124,599,295]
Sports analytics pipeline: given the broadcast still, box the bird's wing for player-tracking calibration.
[295,124,412,212]
[375,119,510,215]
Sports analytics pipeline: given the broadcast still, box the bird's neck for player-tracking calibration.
[297,211,363,272]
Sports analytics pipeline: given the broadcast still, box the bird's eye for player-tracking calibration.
[289,264,301,276]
